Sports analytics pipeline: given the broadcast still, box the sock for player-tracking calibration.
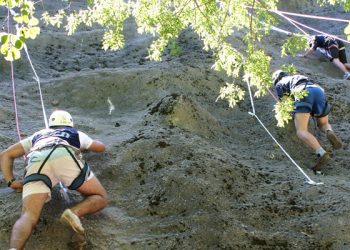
[315,147,326,157]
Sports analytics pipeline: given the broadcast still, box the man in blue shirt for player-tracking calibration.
[272,70,342,172]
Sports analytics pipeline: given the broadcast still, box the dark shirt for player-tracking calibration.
[274,75,310,98]
[311,35,339,50]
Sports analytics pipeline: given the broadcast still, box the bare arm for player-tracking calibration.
[0,142,25,190]
[88,140,106,153]
[301,48,315,58]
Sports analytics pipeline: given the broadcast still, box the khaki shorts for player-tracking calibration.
[23,147,94,201]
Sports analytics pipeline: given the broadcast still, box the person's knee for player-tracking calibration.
[296,129,308,140]
[98,189,108,209]
[21,212,40,228]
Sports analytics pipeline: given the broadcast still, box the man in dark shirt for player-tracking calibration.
[300,35,350,80]
[272,70,342,172]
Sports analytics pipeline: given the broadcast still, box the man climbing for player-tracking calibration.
[0,110,108,250]
[299,34,350,80]
[272,70,342,172]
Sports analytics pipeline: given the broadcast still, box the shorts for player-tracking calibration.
[328,43,348,63]
[23,147,94,202]
[294,86,330,117]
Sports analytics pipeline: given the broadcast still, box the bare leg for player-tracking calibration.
[72,176,108,217]
[10,193,48,250]
[317,115,332,132]
[294,113,321,151]
[317,115,342,149]
[344,63,350,71]
[332,58,349,74]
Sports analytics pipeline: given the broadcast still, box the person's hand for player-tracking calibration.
[9,180,23,192]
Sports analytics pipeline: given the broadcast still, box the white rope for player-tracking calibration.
[246,79,323,186]
[247,5,350,44]
[22,46,70,200]
[279,12,350,45]
[276,9,350,23]
[246,5,350,23]
[21,31,72,202]
[23,44,49,129]
[269,25,303,37]
[275,11,309,36]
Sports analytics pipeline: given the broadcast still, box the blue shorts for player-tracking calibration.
[294,86,330,117]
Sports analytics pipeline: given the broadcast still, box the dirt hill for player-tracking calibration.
[1,1,350,249]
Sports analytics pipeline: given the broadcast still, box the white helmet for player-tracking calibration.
[272,70,288,86]
[48,110,73,127]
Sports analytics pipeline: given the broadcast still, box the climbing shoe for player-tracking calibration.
[343,72,350,80]
[312,152,331,172]
[60,209,85,235]
[326,130,342,150]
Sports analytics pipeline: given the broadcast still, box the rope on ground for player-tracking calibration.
[246,79,323,186]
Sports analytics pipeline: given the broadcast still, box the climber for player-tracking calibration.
[272,70,342,172]
[0,110,108,250]
[299,34,350,80]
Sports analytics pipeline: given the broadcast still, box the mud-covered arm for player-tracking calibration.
[301,47,315,58]
[0,142,25,190]
[88,140,106,153]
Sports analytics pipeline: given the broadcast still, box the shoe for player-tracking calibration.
[343,72,350,80]
[312,152,331,172]
[69,232,87,250]
[326,130,342,150]
[60,209,85,234]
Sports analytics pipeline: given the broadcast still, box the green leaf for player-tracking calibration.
[0,33,9,44]
[14,39,23,50]
[14,16,24,24]
[0,43,9,54]
[28,17,39,26]
[27,27,40,39]
[7,0,17,8]
[281,35,308,57]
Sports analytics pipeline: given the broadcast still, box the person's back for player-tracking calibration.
[274,74,310,98]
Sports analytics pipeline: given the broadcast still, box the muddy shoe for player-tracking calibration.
[68,232,87,250]
[326,130,342,150]
[60,209,85,235]
[312,152,331,172]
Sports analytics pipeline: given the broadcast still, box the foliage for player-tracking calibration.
[281,64,297,74]
[216,82,245,108]
[281,35,308,57]
[273,89,308,127]
[0,0,40,61]
[1,0,349,126]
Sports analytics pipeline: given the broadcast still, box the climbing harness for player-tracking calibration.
[23,144,91,190]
